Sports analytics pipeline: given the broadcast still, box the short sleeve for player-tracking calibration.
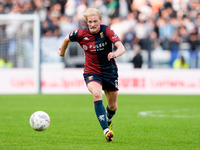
[106,26,120,44]
[69,29,79,42]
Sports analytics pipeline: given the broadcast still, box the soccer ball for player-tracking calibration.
[29,111,50,131]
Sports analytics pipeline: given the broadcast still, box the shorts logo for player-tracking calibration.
[88,76,93,81]
[115,80,118,88]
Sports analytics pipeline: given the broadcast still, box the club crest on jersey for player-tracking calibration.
[100,32,103,38]
[88,76,93,81]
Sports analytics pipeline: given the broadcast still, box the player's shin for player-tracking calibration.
[94,100,109,132]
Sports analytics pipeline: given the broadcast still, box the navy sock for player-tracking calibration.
[94,100,108,130]
[106,105,116,120]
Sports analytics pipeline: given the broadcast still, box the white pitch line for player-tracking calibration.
[138,109,200,118]
[0,116,13,119]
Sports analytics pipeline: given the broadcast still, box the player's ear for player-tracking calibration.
[86,21,89,25]
[100,18,102,23]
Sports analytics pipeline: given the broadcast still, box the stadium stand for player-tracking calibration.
[0,0,199,68]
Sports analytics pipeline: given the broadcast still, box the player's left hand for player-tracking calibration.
[108,52,116,61]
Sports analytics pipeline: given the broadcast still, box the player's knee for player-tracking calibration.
[92,91,102,100]
[109,104,117,111]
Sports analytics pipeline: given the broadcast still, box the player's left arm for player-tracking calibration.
[108,41,126,61]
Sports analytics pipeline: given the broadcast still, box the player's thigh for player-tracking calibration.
[104,90,118,110]
[87,81,103,100]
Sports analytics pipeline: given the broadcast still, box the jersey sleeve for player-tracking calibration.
[106,26,120,44]
[69,29,80,42]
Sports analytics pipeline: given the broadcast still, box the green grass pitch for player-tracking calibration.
[0,94,199,150]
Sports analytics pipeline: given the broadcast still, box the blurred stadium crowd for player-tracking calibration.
[0,0,200,68]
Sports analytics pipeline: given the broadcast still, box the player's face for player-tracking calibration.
[87,15,102,34]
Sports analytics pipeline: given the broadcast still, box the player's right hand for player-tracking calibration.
[58,48,64,57]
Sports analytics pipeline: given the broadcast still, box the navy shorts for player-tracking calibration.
[83,73,118,92]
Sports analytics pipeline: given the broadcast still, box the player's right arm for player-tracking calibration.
[58,34,71,57]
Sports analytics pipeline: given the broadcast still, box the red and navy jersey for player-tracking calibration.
[69,24,120,76]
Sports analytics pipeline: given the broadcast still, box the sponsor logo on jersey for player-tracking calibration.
[89,42,107,49]
[81,42,107,52]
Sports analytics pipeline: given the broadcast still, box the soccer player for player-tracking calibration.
[58,8,126,142]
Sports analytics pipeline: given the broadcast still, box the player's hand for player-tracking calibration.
[108,52,117,61]
[58,48,64,57]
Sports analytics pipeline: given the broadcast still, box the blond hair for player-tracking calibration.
[83,8,102,20]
